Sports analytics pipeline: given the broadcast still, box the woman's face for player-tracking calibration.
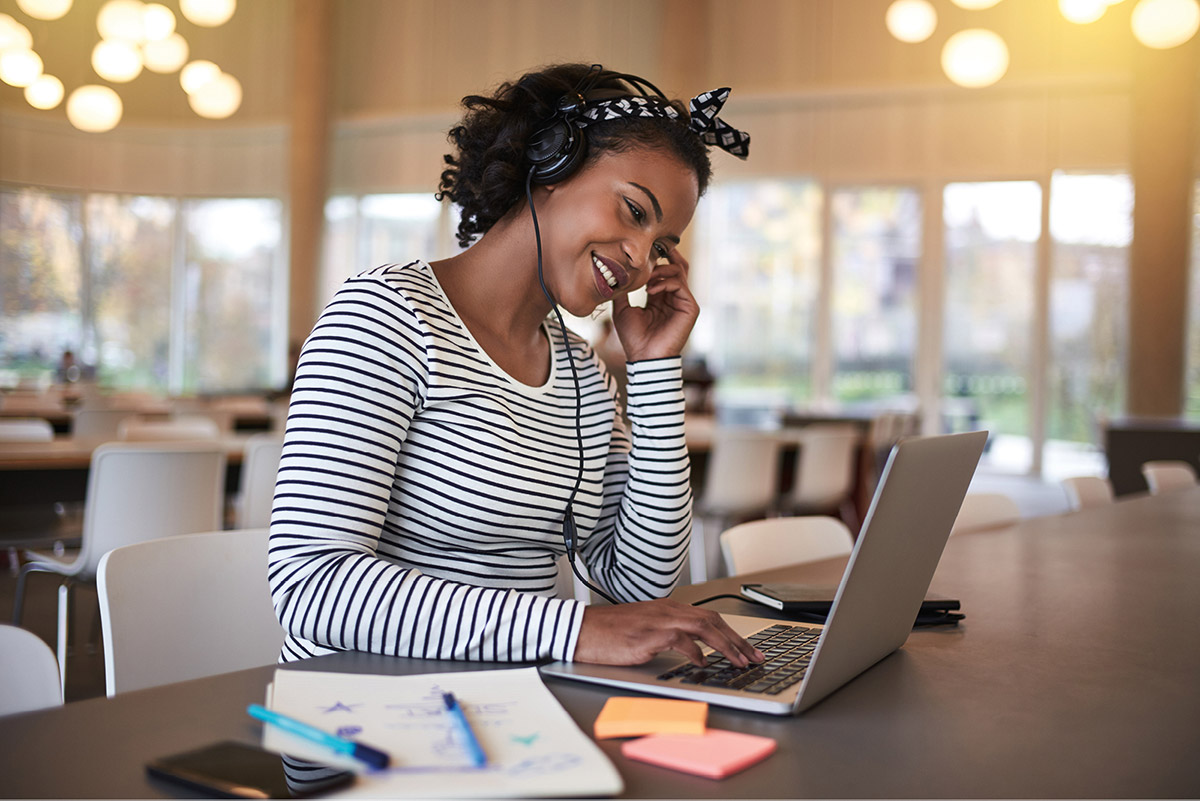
[536,146,700,317]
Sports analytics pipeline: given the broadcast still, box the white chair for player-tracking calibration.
[719,516,854,576]
[237,434,284,529]
[97,528,283,696]
[783,424,861,523]
[950,492,1021,535]
[12,442,227,694]
[692,428,784,582]
[71,408,138,440]
[117,415,221,441]
[1061,476,1114,511]
[1140,461,1198,495]
[0,624,62,716]
[0,417,54,442]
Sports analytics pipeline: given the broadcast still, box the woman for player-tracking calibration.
[267,63,763,670]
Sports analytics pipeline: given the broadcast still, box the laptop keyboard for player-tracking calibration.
[655,623,821,695]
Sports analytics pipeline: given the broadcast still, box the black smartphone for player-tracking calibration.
[145,740,356,798]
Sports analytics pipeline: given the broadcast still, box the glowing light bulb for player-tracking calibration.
[1060,0,1109,21]
[66,85,123,132]
[0,14,33,51]
[92,38,143,82]
[180,58,220,93]
[15,0,73,21]
[97,0,146,42]
[886,0,938,43]
[941,28,1010,88]
[25,73,64,109]
[0,48,43,88]
[179,0,235,27]
[1131,0,1200,47]
[141,3,175,40]
[949,0,1003,8]
[142,31,188,73]
[187,70,241,118]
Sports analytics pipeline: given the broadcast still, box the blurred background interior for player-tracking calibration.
[2,0,1200,569]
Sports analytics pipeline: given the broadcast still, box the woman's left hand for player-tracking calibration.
[611,248,700,362]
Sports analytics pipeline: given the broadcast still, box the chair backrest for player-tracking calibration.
[117,415,221,441]
[73,442,227,581]
[950,492,1020,535]
[0,417,54,442]
[1140,460,1198,495]
[71,408,138,440]
[719,516,854,576]
[1061,475,1114,511]
[97,528,284,696]
[0,624,62,715]
[787,424,861,509]
[700,428,783,515]
[237,434,284,529]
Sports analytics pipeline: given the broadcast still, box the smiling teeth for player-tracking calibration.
[592,255,618,289]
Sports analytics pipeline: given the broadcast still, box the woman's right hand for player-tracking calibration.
[574,599,765,667]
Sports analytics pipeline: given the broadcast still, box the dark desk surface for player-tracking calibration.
[3,489,1199,798]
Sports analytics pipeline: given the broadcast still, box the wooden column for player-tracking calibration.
[1127,37,1200,417]
[288,0,335,347]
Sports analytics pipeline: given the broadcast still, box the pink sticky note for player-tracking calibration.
[620,728,777,780]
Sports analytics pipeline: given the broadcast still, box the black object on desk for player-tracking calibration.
[740,583,964,626]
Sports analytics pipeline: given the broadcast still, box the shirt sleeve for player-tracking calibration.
[267,273,585,662]
[577,356,692,603]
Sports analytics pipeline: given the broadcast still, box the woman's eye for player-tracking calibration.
[653,244,669,260]
[625,199,644,223]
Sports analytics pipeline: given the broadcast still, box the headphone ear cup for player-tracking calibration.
[526,117,586,185]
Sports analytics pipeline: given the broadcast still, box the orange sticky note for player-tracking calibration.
[621,729,777,779]
[592,696,708,739]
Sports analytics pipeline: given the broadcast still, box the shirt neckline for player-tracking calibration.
[419,260,558,394]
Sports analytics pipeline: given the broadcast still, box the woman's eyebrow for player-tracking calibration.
[629,182,663,222]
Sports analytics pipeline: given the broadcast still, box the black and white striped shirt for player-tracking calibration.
[267,261,692,663]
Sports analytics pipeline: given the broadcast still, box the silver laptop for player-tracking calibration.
[540,430,988,715]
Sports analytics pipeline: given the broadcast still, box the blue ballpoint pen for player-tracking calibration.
[442,692,488,768]
[247,704,390,770]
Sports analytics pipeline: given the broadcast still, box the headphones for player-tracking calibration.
[525,67,670,185]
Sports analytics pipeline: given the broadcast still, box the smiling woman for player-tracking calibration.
[266,63,765,673]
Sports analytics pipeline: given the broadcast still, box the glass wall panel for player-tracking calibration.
[359,193,442,269]
[694,180,823,409]
[0,187,84,388]
[1046,172,1131,477]
[321,195,358,307]
[830,187,921,408]
[942,181,1041,472]
[1188,181,1200,420]
[181,198,283,393]
[86,194,175,391]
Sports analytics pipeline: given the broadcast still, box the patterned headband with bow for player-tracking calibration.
[578,87,750,160]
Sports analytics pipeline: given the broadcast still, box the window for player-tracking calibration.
[829,187,921,407]
[694,180,823,408]
[1046,172,1131,476]
[0,184,286,394]
[180,198,284,393]
[0,187,83,388]
[942,181,1042,472]
[86,194,175,390]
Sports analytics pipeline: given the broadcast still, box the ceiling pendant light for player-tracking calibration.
[886,0,938,43]
[142,31,188,73]
[15,0,73,21]
[92,38,143,82]
[0,14,34,51]
[141,3,175,40]
[0,48,43,87]
[179,0,236,27]
[949,0,1003,8]
[1060,0,1110,22]
[97,0,146,42]
[941,28,1010,87]
[1131,0,1200,47]
[66,84,123,132]
[25,73,64,109]
[180,58,220,93]
[187,70,241,118]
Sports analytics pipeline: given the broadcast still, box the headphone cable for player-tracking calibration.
[525,167,619,606]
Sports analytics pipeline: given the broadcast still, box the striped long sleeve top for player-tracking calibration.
[267,261,693,664]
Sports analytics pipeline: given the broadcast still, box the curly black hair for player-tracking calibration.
[436,63,713,248]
